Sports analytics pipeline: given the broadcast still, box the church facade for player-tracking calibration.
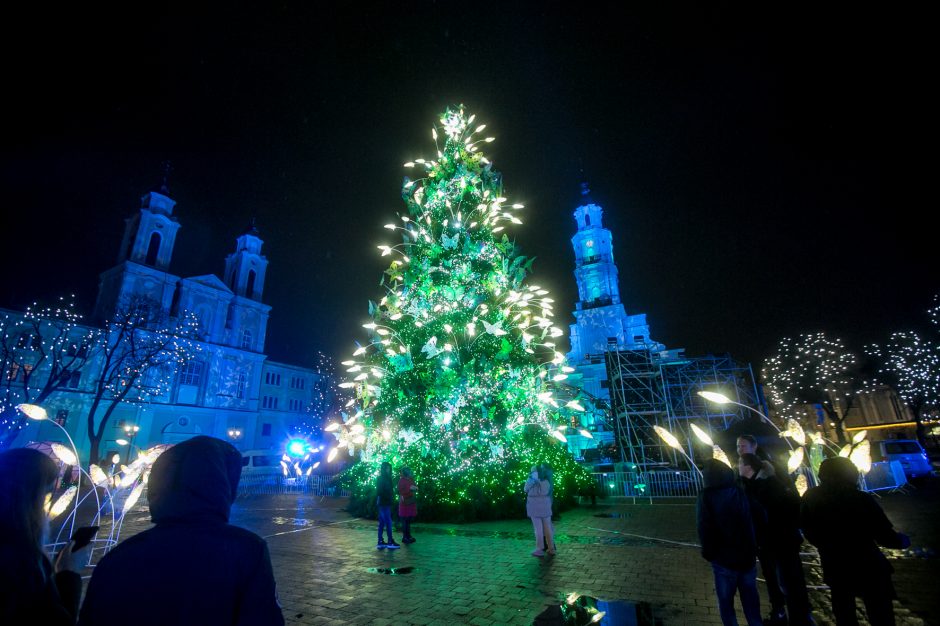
[6,187,323,462]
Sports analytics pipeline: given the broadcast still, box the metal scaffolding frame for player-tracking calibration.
[605,343,761,470]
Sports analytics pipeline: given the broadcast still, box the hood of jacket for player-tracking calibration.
[148,436,242,525]
[702,459,736,489]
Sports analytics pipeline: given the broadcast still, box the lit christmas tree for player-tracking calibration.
[330,106,591,520]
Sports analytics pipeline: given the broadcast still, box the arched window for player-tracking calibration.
[145,232,161,266]
[246,270,256,297]
[241,329,253,350]
[585,214,591,226]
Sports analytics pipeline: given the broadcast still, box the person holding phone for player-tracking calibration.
[0,448,90,625]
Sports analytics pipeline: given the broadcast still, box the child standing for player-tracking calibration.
[376,462,399,549]
[398,467,418,544]
[525,463,555,557]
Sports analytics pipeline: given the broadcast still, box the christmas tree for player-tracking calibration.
[330,106,591,520]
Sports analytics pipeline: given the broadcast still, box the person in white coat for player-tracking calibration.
[525,464,555,557]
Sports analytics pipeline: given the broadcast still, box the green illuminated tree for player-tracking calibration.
[330,106,590,520]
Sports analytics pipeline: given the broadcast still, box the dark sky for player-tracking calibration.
[1,3,933,372]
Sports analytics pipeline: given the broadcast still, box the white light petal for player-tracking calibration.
[50,442,78,466]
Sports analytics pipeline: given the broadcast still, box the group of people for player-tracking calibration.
[1,437,285,625]
[698,434,910,626]
[374,461,418,549]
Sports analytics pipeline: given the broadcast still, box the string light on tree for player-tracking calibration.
[329,106,590,520]
[762,333,860,443]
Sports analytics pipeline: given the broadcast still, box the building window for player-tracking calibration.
[145,232,161,266]
[55,409,69,426]
[246,270,256,297]
[264,372,281,386]
[289,398,304,411]
[262,423,272,436]
[64,370,82,389]
[235,373,246,400]
[290,377,306,390]
[262,396,279,409]
[241,329,252,350]
[66,343,88,358]
[179,361,204,386]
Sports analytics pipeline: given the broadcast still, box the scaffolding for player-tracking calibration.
[605,342,761,470]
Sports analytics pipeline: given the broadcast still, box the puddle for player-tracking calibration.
[367,566,416,575]
[270,517,313,527]
[533,594,654,626]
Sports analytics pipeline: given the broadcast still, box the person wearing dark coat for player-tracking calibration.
[740,453,813,625]
[697,459,764,626]
[375,461,399,549]
[801,456,909,626]
[1,448,89,626]
[78,436,284,626]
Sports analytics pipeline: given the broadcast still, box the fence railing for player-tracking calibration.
[860,461,908,492]
[236,473,349,498]
[590,469,703,498]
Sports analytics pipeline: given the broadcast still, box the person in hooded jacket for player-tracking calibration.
[801,456,909,626]
[78,436,284,626]
[739,453,812,625]
[525,463,555,557]
[1,448,90,625]
[697,458,764,626]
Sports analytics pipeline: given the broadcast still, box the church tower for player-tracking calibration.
[567,183,660,399]
[223,221,271,352]
[93,186,182,322]
[224,220,268,301]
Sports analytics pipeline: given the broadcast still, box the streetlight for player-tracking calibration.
[122,424,140,464]
[227,428,242,443]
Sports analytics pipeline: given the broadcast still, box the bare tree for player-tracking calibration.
[83,297,202,466]
[866,329,940,445]
[0,298,97,448]
[762,333,860,444]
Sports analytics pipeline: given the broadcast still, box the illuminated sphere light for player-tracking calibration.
[286,439,308,457]
[333,106,591,520]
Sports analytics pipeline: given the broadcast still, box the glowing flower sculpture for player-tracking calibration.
[333,106,590,519]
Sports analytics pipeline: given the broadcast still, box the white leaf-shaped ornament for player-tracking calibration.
[482,320,507,336]
[421,336,440,359]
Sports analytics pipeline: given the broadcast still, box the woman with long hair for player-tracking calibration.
[0,447,89,624]
[525,463,556,557]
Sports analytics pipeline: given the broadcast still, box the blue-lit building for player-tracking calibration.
[566,183,664,401]
[6,187,324,461]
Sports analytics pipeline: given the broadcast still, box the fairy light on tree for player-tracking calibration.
[290,352,344,442]
[82,296,202,466]
[762,333,860,443]
[1,297,96,448]
[866,300,940,445]
[331,106,590,519]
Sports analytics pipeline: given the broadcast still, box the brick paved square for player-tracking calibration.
[106,493,935,625]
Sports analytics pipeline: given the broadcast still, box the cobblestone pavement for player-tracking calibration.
[99,487,938,626]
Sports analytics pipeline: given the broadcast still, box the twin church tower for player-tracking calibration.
[93,188,271,352]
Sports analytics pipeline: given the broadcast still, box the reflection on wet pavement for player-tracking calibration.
[366,566,416,575]
[533,593,653,626]
[270,517,313,527]
[336,522,676,548]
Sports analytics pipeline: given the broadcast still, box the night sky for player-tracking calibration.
[1,4,932,373]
